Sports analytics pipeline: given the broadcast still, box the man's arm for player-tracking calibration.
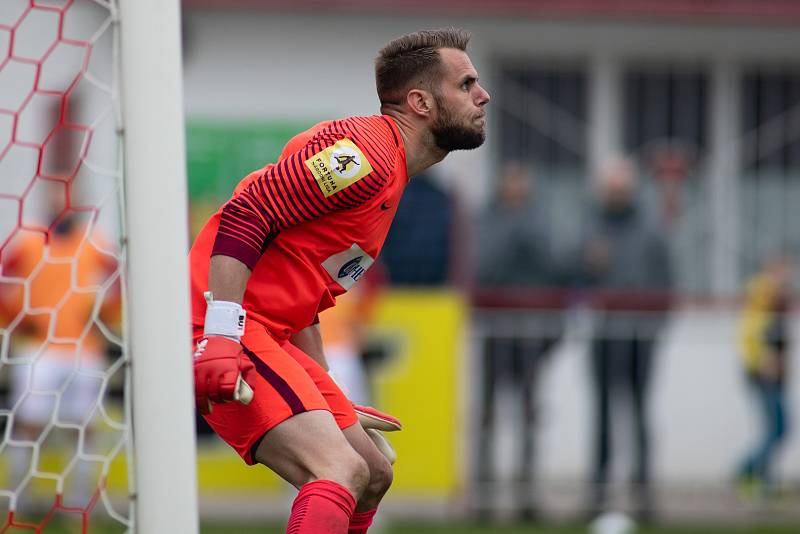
[212,126,394,273]
[289,323,328,371]
[197,120,397,413]
[208,255,251,304]
[194,255,255,415]
[290,321,402,434]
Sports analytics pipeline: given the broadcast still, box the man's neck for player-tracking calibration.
[382,107,447,178]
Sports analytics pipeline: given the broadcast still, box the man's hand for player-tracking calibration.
[759,350,783,383]
[365,428,397,465]
[354,406,400,465]
[193,336,255,415]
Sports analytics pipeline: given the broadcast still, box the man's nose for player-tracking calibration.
[476,83,490,106]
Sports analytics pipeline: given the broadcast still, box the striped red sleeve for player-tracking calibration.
[212,118,398,270]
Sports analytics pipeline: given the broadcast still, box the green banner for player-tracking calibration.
[185,119,316,201]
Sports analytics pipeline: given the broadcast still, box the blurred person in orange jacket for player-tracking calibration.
[0,183,120,509]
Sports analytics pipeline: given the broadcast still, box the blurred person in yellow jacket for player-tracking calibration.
[0,185,120,509]
[735,254,792,497]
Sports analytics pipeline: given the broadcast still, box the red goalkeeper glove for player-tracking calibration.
[194,292,255,415]
[352,404,401,465]
[326,372,402,462]
[353,404,402,432]
[193,336,255,415]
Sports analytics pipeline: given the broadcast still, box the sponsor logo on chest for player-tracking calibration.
[321,243,375,290]
[305,138,374,198]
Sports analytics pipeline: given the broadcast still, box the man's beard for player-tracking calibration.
[431,94,485,152]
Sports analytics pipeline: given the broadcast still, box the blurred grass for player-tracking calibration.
[373,524,796,534]
[383,525,800,534]
[198,522,800,534]
[15,520,800,533]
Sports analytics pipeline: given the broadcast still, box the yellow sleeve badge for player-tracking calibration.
[304,138,374,198]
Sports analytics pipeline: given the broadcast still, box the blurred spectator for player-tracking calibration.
[578,157,673,519]
[735,254,792,499]
[0,185,119,509]
[473,162,566,519]
[380,172,453,285]
[647,144,693,230]
[476,162,563,287]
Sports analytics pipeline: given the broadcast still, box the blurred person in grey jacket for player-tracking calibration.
[474,161,566,520]
[580,157,673,520]
[477,161,558,287]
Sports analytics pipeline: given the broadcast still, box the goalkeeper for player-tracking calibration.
[189,28,489,534]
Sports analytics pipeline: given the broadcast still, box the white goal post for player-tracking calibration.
[118,0,199,532]
[0,0,197,531]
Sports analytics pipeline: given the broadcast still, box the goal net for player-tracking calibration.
[0,1,197,532]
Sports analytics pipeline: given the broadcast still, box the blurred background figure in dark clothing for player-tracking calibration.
[735,254,793,500]
[474,161,566,520]
[579,157,673,520]
[381,172,453,286]
[648,144,693,231]
[476,162,559,288]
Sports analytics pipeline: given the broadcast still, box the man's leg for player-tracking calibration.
[340,423,393,532]
[477,337,500,485]
[631,337,655,518]
[751,380,788,484]
[631,338,654,486]
[518,337,554,520]
[589,337,612,513]
[9,355,64,513]
[202,325,370,534]
[282,340,394,532]
[254,410,369,534]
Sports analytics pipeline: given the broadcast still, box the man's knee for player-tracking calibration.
[365,454,393,497]
[332,450,370,497]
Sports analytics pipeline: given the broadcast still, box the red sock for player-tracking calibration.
[287,480,356,534]
[348,508,378,534]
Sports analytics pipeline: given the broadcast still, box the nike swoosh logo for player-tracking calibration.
[380,201,391,210]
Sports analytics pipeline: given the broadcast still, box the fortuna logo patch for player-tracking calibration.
[304,138,374,198]
[322,243,375,290]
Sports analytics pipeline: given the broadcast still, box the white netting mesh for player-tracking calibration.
[0,0,131,531]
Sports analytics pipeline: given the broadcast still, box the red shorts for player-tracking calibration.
[193,323,358,465]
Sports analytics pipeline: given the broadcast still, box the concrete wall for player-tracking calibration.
[532,310,800,483]
[182,9,800,208]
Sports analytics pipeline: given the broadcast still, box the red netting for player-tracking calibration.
[1,479,103,533]
[0,1,94,251]
[0,1,129,532]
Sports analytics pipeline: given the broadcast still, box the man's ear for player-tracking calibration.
[406,88,434,118]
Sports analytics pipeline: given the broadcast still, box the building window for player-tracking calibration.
[495,63,587,171]
[742,68,800,172]
[623,65,707,156]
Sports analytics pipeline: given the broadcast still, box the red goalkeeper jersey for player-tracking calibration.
[189,115,407,340]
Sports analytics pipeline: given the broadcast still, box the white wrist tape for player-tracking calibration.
[203,291,246,339]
